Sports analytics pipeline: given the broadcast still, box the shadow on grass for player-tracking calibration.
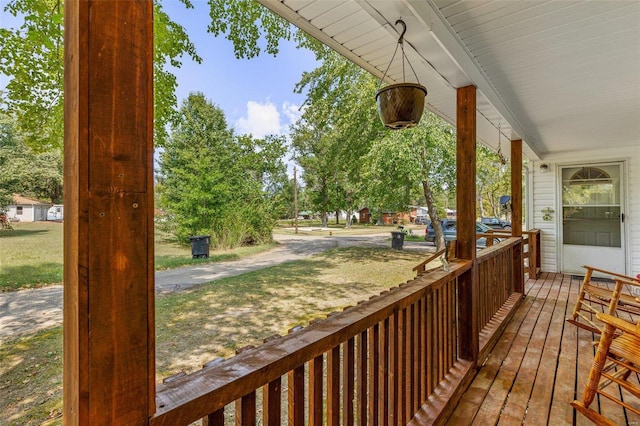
[322,246,427,264]
[155,253,241,270]
[0,228,50,238]
[155,247,425,378]
[0,263,63,291]
[0,327,63,426]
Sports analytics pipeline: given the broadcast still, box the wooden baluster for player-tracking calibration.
[419,296,427,403]
[413,301,420,413]
[530,231,539,278]
[202,409,224,426]
[390,312,400,426]
[357,331,368,425]
[288,365,304,426]
[368,324,380,425]
[449,279,457,367]
[436,286,447,383]
[426,290,434,395]
[402,306,410,422]
[380,318,390,426]
[327,346,341,426]
[343,337,355,426]
[309,355,323,426]
[407,303,416,420]
[235,392,256,425]
[262,379,281,426]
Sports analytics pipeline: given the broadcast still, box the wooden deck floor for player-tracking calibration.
[448,272,640,425]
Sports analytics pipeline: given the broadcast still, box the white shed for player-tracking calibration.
[3,194,52,222]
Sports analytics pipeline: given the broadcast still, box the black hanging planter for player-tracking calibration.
[376,82,427,129]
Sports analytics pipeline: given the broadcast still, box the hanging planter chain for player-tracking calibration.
[376,19,428,130]
[497,123,507,165]
[377,19,422,89]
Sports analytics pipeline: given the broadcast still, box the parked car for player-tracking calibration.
[424,220,500,247]
[480,217,512,230]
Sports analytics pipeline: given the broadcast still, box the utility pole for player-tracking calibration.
[294,166,298,234]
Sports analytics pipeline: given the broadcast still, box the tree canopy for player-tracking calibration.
[0,114,63,206]
[157,92,287,246]
[0,0,201,150]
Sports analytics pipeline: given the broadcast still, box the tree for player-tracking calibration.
[158,92,286,247]
[476,144,510,219]
[0,0,201,149]
[0,115,63,205]
[290,43,385,228]
[362,113,457,250]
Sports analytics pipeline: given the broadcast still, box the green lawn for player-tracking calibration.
[0,246,431,425]
[0,222,277,291]
[0,222,64,290]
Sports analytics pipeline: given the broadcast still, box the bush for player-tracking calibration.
[210,202,275,249]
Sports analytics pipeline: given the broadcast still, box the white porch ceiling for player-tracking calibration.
[257,0,640,161]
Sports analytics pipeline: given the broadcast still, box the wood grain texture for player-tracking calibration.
[63,1,154,424]
[343,338,355,426]
[327,346,341,426]
[456,85,478,364]
[288,366,304,426]
[262,379,281,426]
[510,140,522,238]
[356,331,367,425]
[308,357,323,426]
[455,85,477,262]
[235,392,256,426]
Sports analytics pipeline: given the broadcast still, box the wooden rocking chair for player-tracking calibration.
[571,311,640,425]
[568,265,640,334]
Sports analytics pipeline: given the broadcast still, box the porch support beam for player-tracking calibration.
[63,1,155,424]
[456,85,478,362]
[511,139,524,293]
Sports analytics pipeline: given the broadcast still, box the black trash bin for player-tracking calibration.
[391,231,405,250]
[189,235,210,258]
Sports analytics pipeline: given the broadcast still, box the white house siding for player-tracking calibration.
[529,144,640,276]
[5,204,49,222]
[629,151,640,277]
[530,162,558,272]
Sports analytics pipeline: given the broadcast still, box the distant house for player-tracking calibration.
[359,208,413,225]
[409,206,428,223]
[3,194,52,222]
[380,211,396,225]
[358,207,371,224]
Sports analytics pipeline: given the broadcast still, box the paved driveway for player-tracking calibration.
[0,232,431,341]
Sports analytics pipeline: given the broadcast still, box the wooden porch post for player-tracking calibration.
[511,139,524,293]
[64,1,155,424]
[456,85,478,362]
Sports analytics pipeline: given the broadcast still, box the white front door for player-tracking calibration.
[561,163,625,276]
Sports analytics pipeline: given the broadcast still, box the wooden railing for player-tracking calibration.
[151,261,472,425]
[484,229,541,279]
[152,238,528,425]
[475,238,525,360]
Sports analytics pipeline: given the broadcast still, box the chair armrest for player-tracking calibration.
[615,278,640,288]
[582,265,639,283]
[596,313,640,337]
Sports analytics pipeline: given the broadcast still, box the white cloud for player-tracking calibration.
[235,101,282,139]
[235,100,303,139]
[282,101,302,126]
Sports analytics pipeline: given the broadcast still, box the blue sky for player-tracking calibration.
[163,0,318,139]
[0,0,319,139]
